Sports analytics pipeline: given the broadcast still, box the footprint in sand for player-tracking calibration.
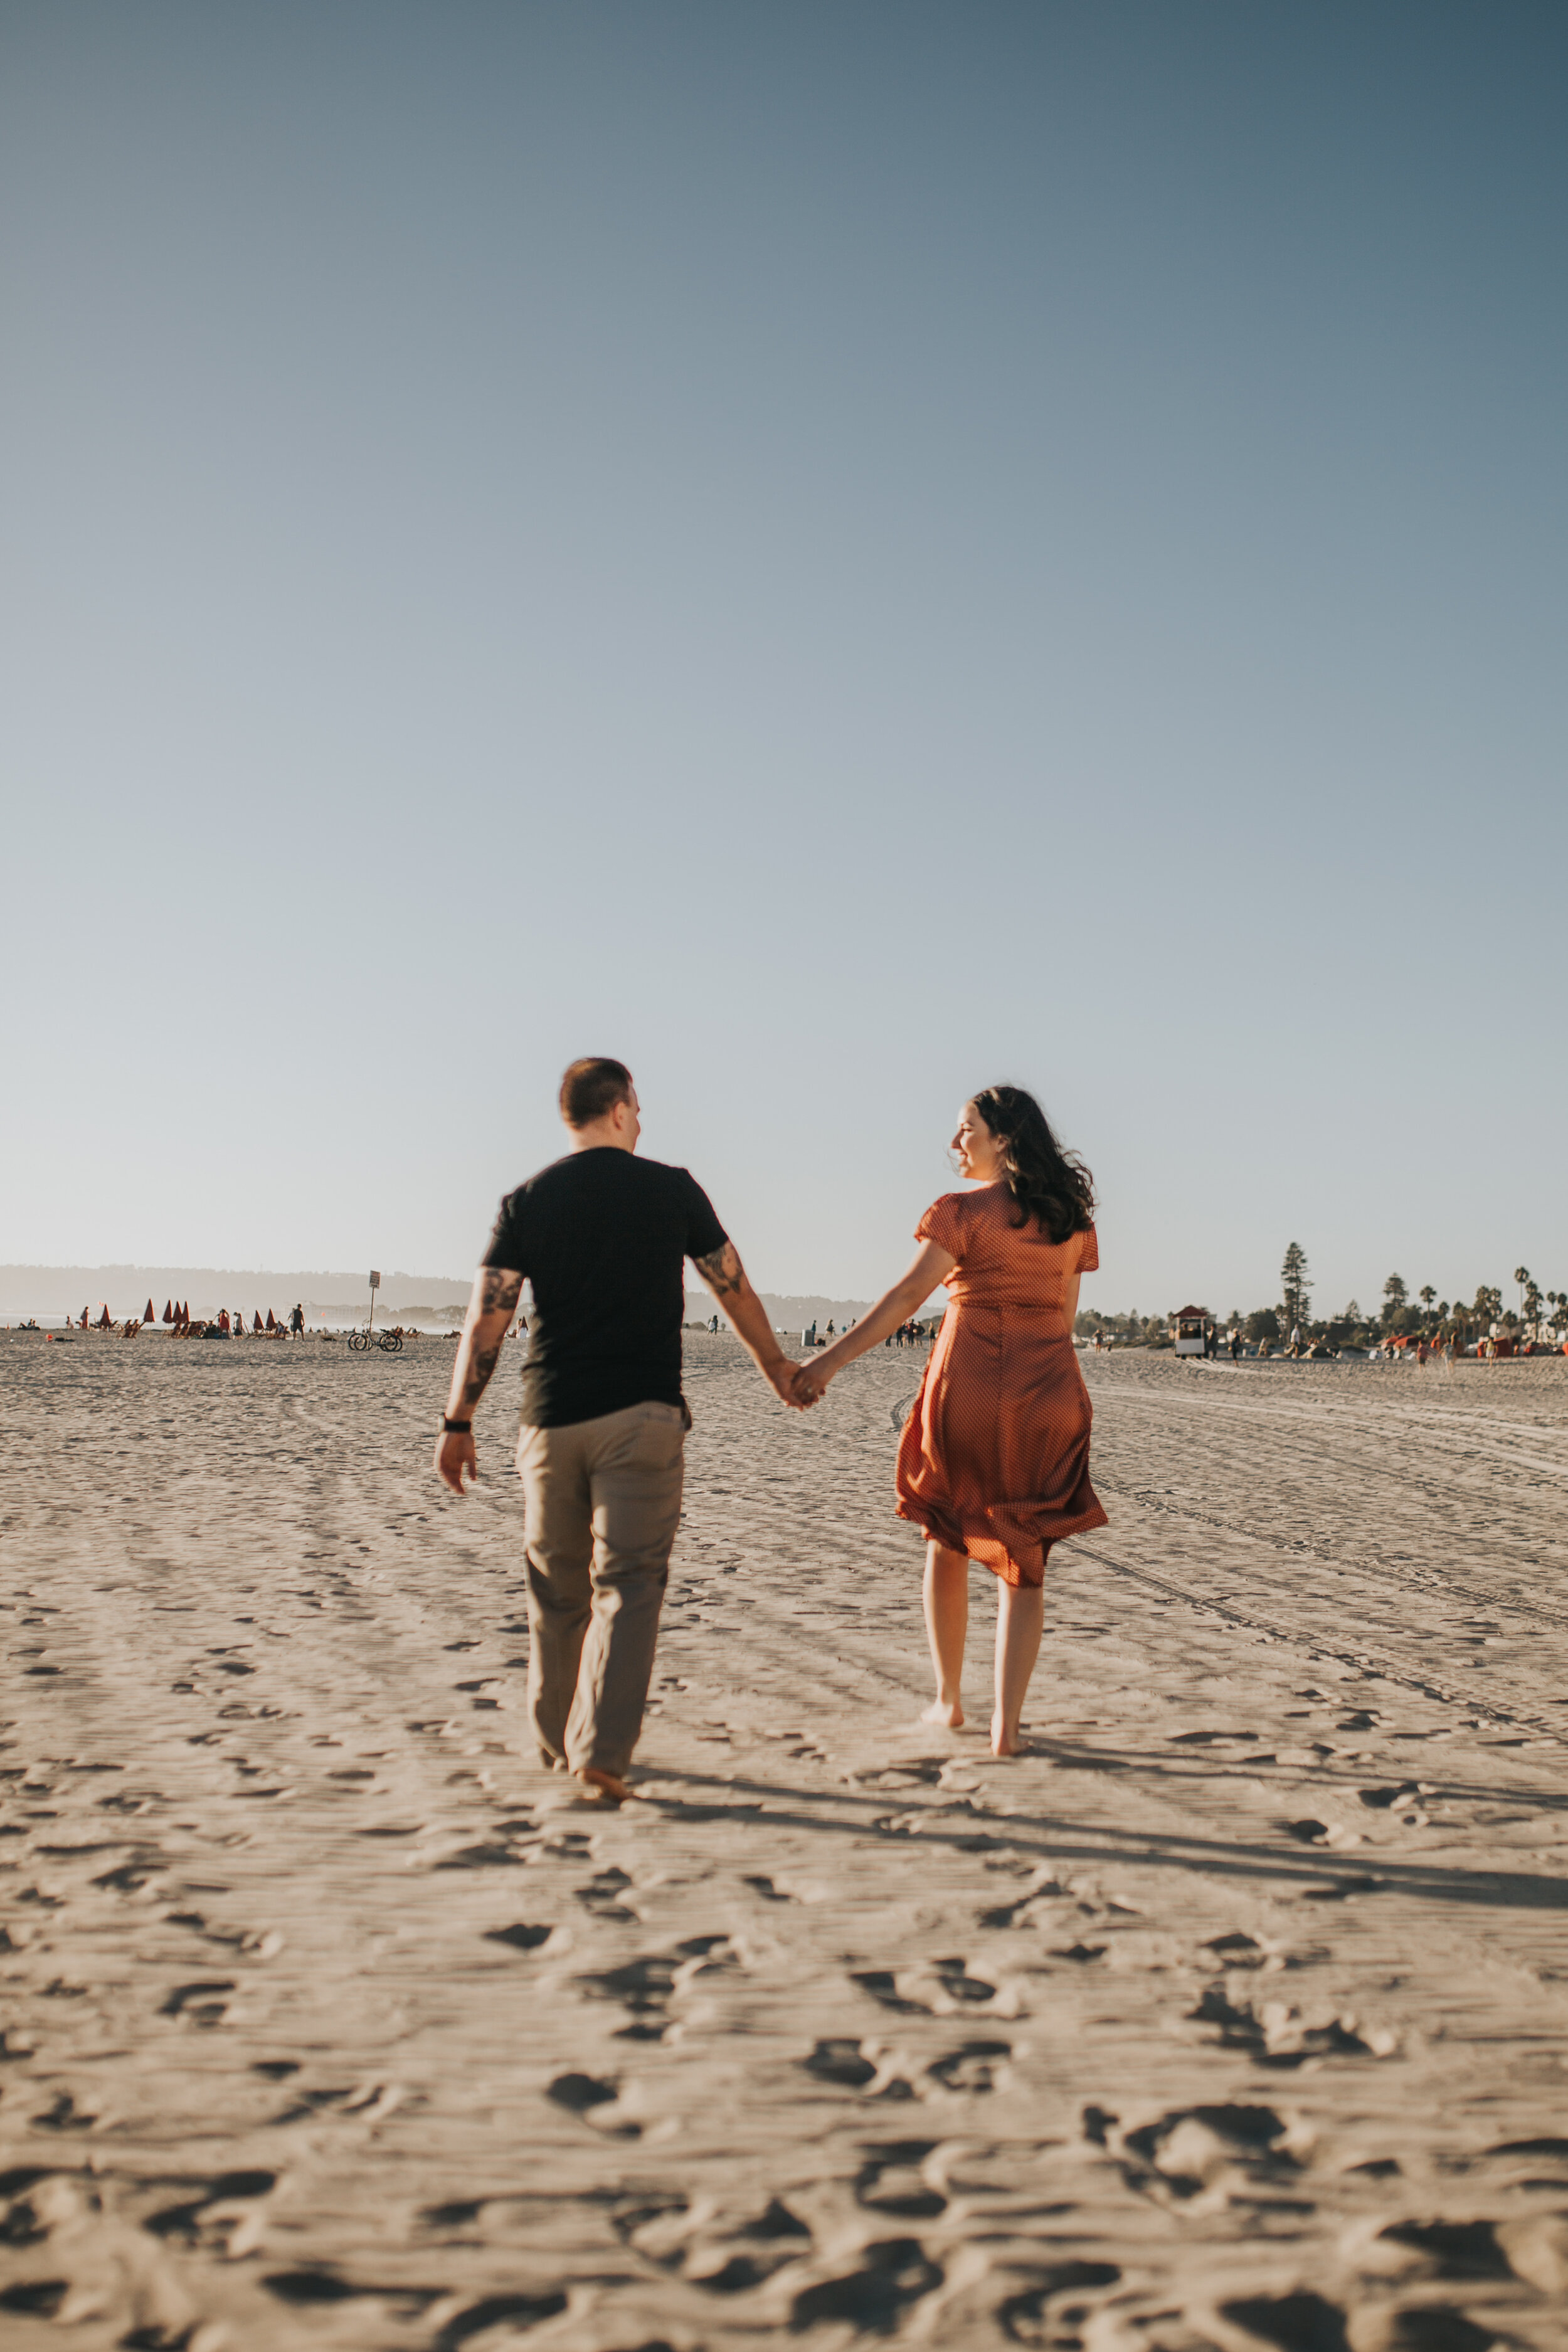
[577,1936,736,2041]
[788,2238,943,2333]
[544,2072,639,2136]
[573,1867,639,1922]
[483,1921,553,1952]
[430,2292,568,2346]
[143,2168,278,2251]
[924,2038,1012,2094]
[1115,2102,1304,2206]
[802,2038,879,2087]
[996,2261,1121,2343]
[1187,1984,1384,2067]
[854,2139,946,2219]
[158,1981,235,2026]
[1374,2217,1513,2279]
[1218,2289,1351,2350]
[851,1957,999,2015]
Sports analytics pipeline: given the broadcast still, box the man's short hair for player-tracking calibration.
[559,1057,633,1129]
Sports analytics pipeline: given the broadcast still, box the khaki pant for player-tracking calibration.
[516,1400,686,1780]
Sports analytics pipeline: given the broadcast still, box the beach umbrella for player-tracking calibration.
[253,1311,263,1333]
[144,1299,155,1325]
[97,1304,112,1328]
[162,1300,172,1323]
[265,1308,276,1332]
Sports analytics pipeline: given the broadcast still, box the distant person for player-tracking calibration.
[435,1057,803,1804]
[793,1084,1105,1759]
[290,1303,305,1337]
[708,1313,719,1335]
[1229,1328,1241,1361]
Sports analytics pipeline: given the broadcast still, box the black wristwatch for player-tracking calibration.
[442,1416,472,1435]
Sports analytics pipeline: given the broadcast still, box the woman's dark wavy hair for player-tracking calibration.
[970,1084,1095,1243]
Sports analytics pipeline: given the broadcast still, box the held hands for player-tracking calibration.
[790,1355,831,1407]
[765,1357,811,1411]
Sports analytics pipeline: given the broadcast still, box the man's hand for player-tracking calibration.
[435,1430,478,1494]
[791,1357,829,1406]
[765,1355,809,1409]
[433,1267,521,1495]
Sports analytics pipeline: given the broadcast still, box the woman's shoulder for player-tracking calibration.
[915,1190,974,1250]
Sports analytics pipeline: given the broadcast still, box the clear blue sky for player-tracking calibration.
[4,3,1564,1321]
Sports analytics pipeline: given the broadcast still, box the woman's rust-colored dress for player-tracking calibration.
[894,1185,1107,1587]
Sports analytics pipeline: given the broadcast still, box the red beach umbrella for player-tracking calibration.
[97,1304,112,1328]
[253,1311,263,1333]
[265,1308,275,1332]
[144,1299,156,1324]
[162,1300,172,1323]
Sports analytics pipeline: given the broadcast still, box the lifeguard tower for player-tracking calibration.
[1172,1305,1210,1357]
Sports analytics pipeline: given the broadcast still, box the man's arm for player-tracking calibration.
[692,1241,803,1409]
[433,1267,522,1493]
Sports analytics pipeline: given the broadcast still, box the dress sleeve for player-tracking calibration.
[915,1194,966,1260]
[1078,1224,1099,1273]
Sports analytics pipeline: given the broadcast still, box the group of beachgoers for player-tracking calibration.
[56,1302,313,1338]
[798,1315,928,1350]
[433,1057,1104,1803]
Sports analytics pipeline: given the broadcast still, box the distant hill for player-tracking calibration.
[0,1266,893,1332]
[0,1265,468,1320]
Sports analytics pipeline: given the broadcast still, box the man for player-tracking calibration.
[434,1057,801,1803]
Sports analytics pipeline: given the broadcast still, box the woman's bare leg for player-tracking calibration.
[992,1579,1044,1756]
[921,1544,969,1726]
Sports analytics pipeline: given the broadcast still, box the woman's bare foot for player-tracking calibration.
[576,1767,633,1804]
[990,1715,1025,1757]
[921,1697,965,1729]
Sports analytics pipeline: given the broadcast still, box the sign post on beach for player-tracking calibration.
[368,1271,380,1337]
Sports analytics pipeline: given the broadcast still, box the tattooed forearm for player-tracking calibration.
[694,1241,746,1299]
[479,1267,523,1316]
[459,1344,502,1413]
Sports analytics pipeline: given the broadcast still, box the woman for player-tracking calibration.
[793,1086,1105,1756]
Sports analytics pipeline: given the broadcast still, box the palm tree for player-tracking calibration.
[1419,1285,1436,1316]
[1514,1266,1530,1320]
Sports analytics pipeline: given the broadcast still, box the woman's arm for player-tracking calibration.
[792,1239,956,1402]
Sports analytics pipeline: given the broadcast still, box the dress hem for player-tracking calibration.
[895,1495,1109,1588]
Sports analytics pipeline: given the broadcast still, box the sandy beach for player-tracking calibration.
[3,1329,1567,2349]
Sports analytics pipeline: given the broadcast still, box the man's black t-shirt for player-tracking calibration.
[482,1150,728,1429]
